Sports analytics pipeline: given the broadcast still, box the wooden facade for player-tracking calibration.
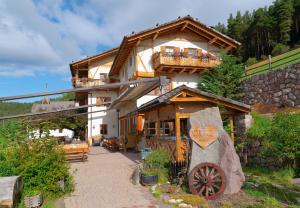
[134,86,251,161]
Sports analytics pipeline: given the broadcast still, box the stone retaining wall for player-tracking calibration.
[243,63,300,107]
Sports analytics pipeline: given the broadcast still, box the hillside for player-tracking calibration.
[215,0,300,63]
[0,93,74,117]
[245,47,300,76]
[0,102,33,117]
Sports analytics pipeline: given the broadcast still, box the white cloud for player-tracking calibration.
[0,0,273,78]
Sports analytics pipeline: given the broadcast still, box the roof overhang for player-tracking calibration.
[109,76,168,110]
[109,16,241,76]
[69,47,119,76]
[137,85,251,113]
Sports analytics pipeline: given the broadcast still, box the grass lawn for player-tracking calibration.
[245,47,300,77]
[242,166,300,207]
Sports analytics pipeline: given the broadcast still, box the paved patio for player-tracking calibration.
[64,147,169,208]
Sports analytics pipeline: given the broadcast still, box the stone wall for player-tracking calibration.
[243,63,300,107]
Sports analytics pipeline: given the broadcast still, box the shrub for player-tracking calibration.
[272,43,290,56]
[246,113,271,139]
[246,112,300,167]
[144,148,171,170]
[246,57,257,66]
[262,112,300,166]
[0,138,73,198]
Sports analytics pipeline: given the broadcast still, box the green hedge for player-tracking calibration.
[246,112,300,167]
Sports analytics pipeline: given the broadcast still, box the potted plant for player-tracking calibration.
[140,170,159,186]
[140,148,171,186]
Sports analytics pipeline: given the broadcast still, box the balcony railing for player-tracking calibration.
[72,77,108,87]
[152,51,220,71]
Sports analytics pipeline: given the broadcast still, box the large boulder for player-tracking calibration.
[0,176,22,208]
[188,107,245,195]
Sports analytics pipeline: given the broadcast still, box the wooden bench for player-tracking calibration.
[63,143,89,162]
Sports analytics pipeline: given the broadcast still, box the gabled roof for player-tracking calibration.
[109,15,240,76]
[137,85,251,113]
[69,47,119,76]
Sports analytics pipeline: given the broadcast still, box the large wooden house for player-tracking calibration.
[69,16,250,154]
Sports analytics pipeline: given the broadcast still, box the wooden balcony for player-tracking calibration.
[152,52,220,73]
[72,77,108,88]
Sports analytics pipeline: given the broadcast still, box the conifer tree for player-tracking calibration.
[198,54,245,100]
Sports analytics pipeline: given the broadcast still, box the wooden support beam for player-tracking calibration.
[225,45,233,52]
[170,97,208,102]
[208,37,218,45]
[170,68,175,73]
[153,32,159,40]
[229,115,234,144]
[136,38,141,46]
[179,68,185,74]
[189,69,197,74]
[180,22,188,31]
[175,105,182,161]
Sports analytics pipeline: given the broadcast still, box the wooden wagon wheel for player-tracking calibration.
[188,162,226,200]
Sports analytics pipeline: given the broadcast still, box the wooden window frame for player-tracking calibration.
[100,124,108,135]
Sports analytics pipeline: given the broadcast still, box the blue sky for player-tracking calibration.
[0,0,273,102]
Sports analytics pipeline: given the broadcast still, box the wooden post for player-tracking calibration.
[175,105,181,161]
[157,109,160,140]
[229,115,234,144]
[268,55,272,70]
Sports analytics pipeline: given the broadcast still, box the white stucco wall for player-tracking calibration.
[88,91,118,138]
[136,32,220,73]
[137,95,158,108]
[88,56,114,80]
[172,73,201,89]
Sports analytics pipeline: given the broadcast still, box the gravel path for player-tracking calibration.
[64,147,169,208]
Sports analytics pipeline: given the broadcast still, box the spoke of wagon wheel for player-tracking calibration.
[213,178,222,182]
[205,186,209,197]
[211,172,220,180]
[209,168,215,177]
[209,185,215,195]
[199,185,206,194]
[212,183,220,190]
[200,168,206,178]
[206,166,209,176]
[194,172,201,180]
[194,182,202,189]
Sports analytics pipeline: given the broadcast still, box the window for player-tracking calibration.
[99,73,107,80]
[129,116,136,133]
[180,118,189,140]
[100,124,108,135]
[96,97,102,106]
[160,120,175,140]
[96,97,111,106]
[146,122,156,138]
